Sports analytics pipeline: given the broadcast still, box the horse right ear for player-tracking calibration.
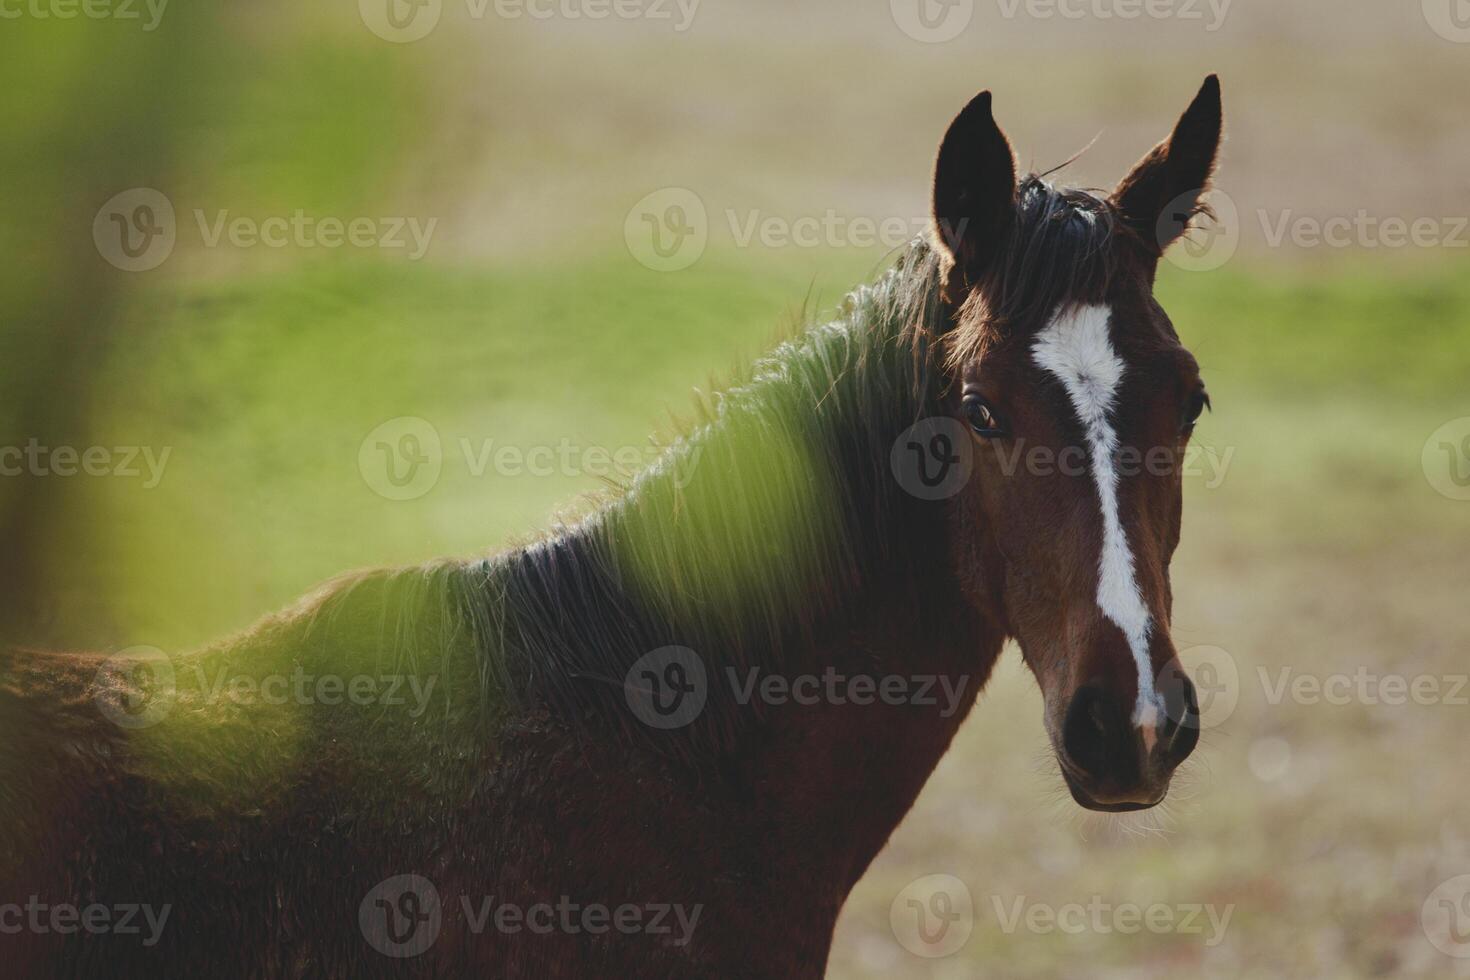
[1111,75,1223,256]
[930,91,1017,304]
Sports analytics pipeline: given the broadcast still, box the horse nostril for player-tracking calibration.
[1159,673,1200,765]
[1062,686,1133,782]
[1087,697,1108,734]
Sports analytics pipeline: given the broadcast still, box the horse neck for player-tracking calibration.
[483,244,1001,766]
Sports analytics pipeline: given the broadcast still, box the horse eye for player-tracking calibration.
[963,394,1005,437]
[1182,388,1210,431]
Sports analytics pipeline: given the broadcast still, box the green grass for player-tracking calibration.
[32,249,1470,654]
[47,250,869,649]
[1156,261,1470,403]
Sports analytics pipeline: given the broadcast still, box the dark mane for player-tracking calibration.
[443,242,950,759]
[948,175,1121,365]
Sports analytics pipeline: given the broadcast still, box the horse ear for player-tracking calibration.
[930,91,1017,302]
[1111,74,1223,255]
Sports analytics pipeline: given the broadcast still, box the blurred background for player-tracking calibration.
[2,1,1468,976]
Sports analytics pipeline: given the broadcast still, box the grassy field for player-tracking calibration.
[40,250,1470,648]
[25,246,1470,978]
[5,2,1470,976]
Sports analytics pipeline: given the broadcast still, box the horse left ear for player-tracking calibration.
[1111,74,1223,255]
[931,90,1017,304]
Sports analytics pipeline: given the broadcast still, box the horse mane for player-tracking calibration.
[946,175,1122,369]
[426,240,952,760]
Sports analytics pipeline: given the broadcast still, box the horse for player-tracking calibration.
[0,76,1222,978]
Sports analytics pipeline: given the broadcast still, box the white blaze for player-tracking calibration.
[1031,304,1162,727]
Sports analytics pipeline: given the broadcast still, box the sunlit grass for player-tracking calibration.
[35,249,1470,658]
